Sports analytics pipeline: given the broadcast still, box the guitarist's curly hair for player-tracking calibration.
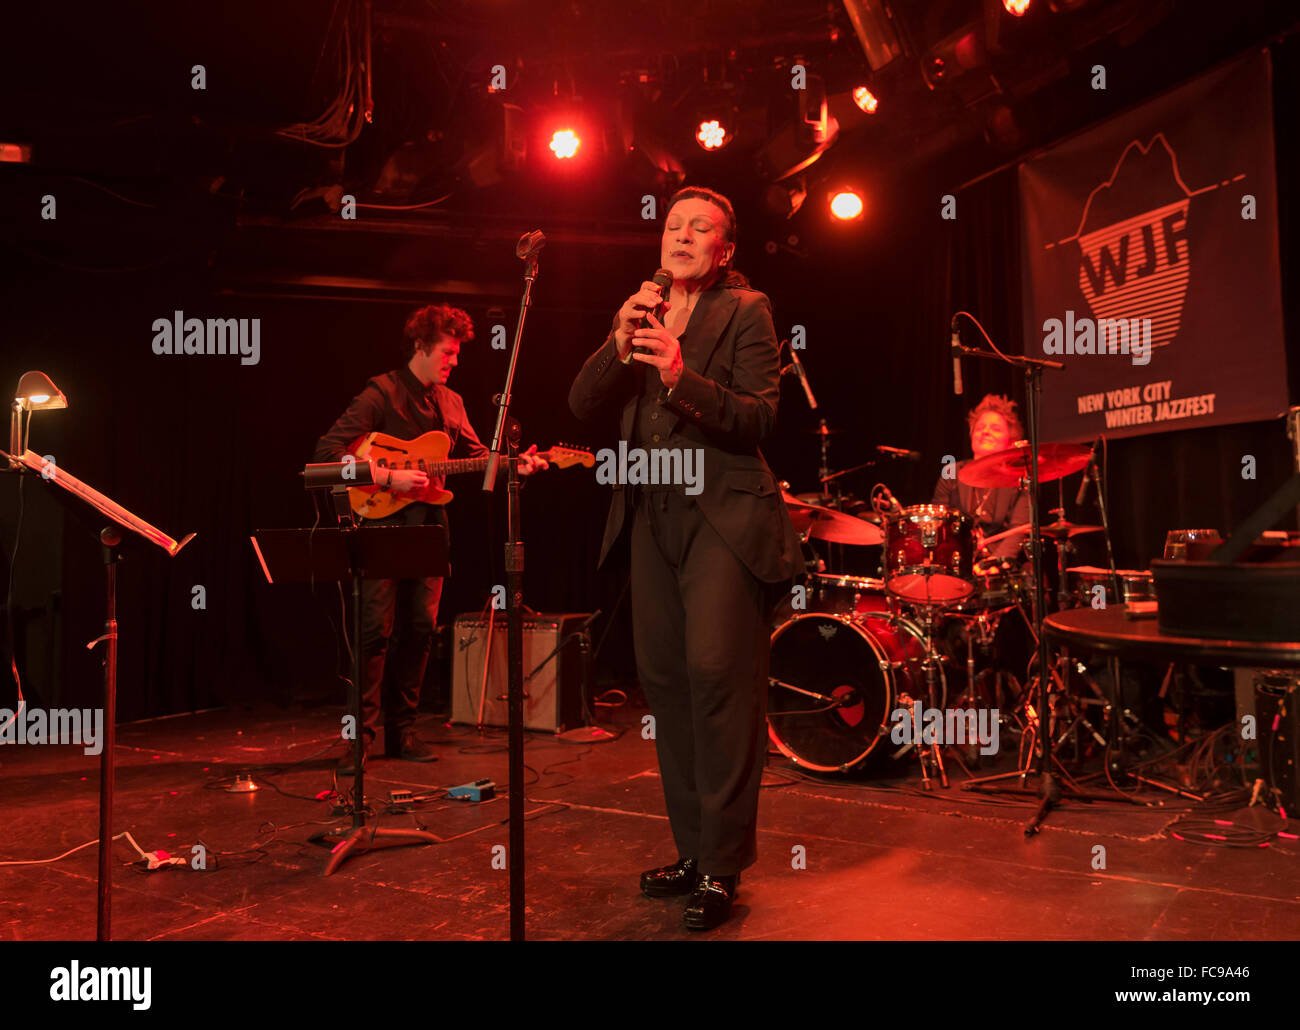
[404,304,475,356]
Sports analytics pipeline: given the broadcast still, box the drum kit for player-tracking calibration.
[766,438,1151,788]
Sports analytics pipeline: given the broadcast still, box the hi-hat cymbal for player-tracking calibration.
[1039,519,1103,540]
[959,442,1093,488]
[781,490,884,546]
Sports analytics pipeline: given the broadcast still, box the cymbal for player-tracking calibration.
[802,425,845,436]
[959,442,1092,488]
[1039,519,1103,540]
[979,519,1103,549]
[781,490,884,546]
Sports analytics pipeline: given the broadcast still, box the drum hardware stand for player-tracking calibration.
[898,602,950,789]
[1060,654,1193,800]
[818,459,879,572]
[1075,438,1123,602]
[1048,509,1077,612]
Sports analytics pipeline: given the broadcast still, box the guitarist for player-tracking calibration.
[313,303,547,771]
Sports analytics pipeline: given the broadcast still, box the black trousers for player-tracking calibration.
[630,489,772,876]
[357,504,446,746]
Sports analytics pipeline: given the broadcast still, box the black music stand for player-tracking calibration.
[250,523,448,875]
[2,447,195,941]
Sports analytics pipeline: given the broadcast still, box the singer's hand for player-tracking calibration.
[630,312,684,390]
[614,282,671,353]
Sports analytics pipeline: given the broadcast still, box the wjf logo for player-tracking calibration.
[1045,134,1228,358]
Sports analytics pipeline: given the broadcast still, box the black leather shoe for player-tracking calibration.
[683,873,738,931]
[391,732,438,762]
[336,743,368,775]
[640,857,700,898]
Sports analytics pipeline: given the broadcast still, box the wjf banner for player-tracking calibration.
[1020,50,1287,442]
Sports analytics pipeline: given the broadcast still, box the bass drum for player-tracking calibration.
[805,573,889,616]
[767,610,945,773]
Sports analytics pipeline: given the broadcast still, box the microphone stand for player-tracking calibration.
[950,331,1109,832]
[1083,444,1123,603]
[482,230,542,941]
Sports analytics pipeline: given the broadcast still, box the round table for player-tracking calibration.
[1043,606,1300,668]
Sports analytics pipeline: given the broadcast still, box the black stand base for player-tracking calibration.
[308,824,441,877]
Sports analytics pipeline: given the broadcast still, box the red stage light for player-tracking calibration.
[1003,0,1031,15]
[830,190,864,220]
[696,120,728,150]
[548,129,581,159]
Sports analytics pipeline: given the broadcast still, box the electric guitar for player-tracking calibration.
[348,430,594,519]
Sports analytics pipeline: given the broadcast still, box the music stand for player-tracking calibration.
[249,523,448,875]
[1,448,195,941]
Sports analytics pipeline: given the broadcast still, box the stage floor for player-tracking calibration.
[3,701,1298,941]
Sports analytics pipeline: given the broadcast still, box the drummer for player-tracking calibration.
[932,394,1031,564]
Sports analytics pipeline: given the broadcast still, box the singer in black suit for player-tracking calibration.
[568,186,800,931]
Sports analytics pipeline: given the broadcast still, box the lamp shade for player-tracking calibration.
[15,370,67,411]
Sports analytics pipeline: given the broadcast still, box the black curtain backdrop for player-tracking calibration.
[3,40,1297,722]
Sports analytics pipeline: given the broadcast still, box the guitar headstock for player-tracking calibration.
[543,444,596,469]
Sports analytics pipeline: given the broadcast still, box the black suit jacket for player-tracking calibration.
[568,284,800,585]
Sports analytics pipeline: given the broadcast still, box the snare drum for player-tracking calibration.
[950,563,1029,613]
[884,504,975,604]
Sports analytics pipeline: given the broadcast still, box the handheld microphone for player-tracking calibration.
[951,318,963,396]
[642,268,673,328]
[787,343,818,411]
[631,268,673,358]
[1076,437,1100,506]
[877,445,921,461]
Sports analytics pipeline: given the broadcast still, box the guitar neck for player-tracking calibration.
[424,457,491,477]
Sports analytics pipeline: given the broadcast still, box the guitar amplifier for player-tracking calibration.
[1254,672,1299,811]
[451,612,592,732]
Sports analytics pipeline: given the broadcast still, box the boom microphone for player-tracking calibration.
[1076,437,1100,506]
[516,229,546,259]
[951,317,963,396]
[787,343,818,411]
